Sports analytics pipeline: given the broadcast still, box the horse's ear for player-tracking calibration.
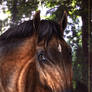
[33,10,40,30]
[58,11,67,35]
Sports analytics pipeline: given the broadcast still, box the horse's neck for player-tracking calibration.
[0,37,36,92]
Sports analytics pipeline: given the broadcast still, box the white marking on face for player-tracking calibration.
[58,44,62,53]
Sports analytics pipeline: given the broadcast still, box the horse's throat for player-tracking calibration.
[17,58,36,92]
[0,56,35,92]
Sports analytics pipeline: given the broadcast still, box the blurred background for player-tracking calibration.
[0,0,91,92]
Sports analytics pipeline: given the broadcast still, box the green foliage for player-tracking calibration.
[1,0,39,24]
[72,80,77,89]
[46,14,56,20]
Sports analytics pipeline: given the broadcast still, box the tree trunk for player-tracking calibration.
[81,0,88,86]
[81,13,88,85]
[0,21,2,33]
[90,7,92,92]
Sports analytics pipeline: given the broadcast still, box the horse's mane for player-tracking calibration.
[0,20,63,42]
[0,20,34,40]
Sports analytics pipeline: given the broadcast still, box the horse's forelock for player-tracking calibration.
[37,20,63,45]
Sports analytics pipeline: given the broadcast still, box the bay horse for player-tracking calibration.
[0,11,72,92]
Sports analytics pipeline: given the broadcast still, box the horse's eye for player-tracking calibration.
[38,52,46,62]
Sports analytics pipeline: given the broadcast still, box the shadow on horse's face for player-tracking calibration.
[36,38,72,91]
[0,11,73,92]
[34,21,72,92]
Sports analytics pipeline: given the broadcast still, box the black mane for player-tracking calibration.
[0,20,63,42]
[0,20,34,40]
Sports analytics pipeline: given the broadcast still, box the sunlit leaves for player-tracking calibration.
[72,80,77,89]
[71,0,76,7]
[5,10,11,15]
[46,14,56,20]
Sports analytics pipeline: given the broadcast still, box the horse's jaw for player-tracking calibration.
[0,56,35,92]
[17,58,36,92]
